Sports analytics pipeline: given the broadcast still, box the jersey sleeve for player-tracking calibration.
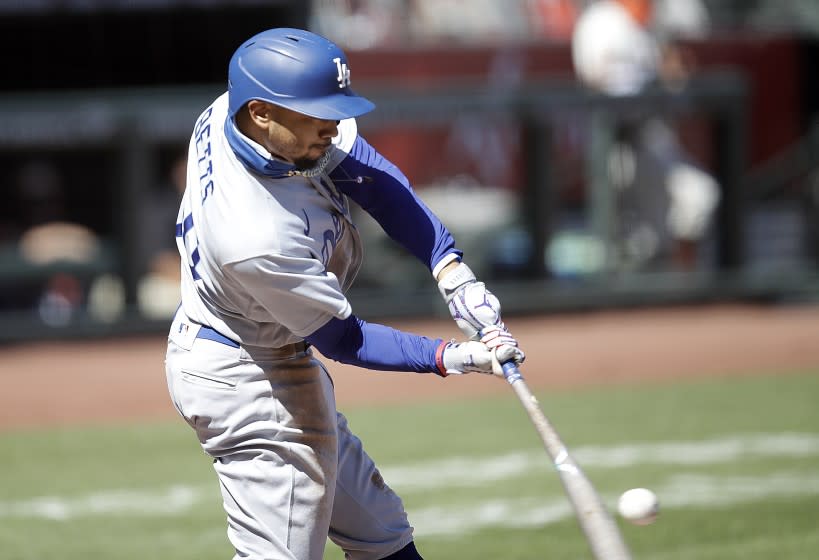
[327,134,462,273]
[223,253,351,338]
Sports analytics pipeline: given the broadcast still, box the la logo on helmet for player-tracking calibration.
[333,57,351,89]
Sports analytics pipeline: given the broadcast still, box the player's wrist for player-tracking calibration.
[434,340,449,377]
[436,261,476,302]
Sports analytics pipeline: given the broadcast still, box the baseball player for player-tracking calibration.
[164,28,524,560]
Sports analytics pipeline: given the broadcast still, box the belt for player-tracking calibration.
[195,324,240,348]
[195,324,309,354]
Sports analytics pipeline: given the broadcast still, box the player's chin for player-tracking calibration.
[293,155,322,170]
[294,150,326,170]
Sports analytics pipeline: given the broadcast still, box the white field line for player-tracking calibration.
[411,470,819,536]
[1,432,818,523]
[383,431,819,491]
[0,485,205,521]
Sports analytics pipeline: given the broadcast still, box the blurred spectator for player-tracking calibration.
[571,0,720,271]
[136,152,186,318]
[15,160,99,267]
[5,159,101,324]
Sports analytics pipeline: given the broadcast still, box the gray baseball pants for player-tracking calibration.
[165,315,416,560]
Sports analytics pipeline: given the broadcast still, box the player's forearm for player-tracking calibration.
[305,315,445,375]
[434,258,463,282]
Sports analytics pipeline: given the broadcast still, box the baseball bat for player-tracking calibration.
[501,361,632,560]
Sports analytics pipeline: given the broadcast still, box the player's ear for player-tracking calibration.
[246,100,273,126]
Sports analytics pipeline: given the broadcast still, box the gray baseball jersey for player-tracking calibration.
[176,93,363,348]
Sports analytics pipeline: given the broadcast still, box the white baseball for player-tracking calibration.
[617,487,659,525]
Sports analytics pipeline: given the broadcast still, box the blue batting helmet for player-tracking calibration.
[228,28,375,120]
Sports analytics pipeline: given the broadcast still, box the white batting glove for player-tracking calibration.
[479,325,526,367]
[438,262,504,339]
[440,340,501,376]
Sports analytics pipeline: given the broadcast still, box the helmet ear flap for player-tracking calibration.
[227,28,375,121]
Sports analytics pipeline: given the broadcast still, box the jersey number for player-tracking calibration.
[176,212,202,281]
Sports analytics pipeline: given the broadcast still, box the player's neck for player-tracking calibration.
[226,116,299,178]
[235,111,290,164]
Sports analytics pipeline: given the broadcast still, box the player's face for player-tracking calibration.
[266,105,339,169]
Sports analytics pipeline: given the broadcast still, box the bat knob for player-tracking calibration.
[501,361,523,384]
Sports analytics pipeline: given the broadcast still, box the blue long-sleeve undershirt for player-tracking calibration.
[305,314,443,373]
[328,135,461,272]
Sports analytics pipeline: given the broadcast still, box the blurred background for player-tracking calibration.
[1,0,818,342]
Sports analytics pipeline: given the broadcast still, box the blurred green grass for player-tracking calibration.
[1,370,817,560]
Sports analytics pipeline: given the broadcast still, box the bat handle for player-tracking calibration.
[501,360,524,384]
